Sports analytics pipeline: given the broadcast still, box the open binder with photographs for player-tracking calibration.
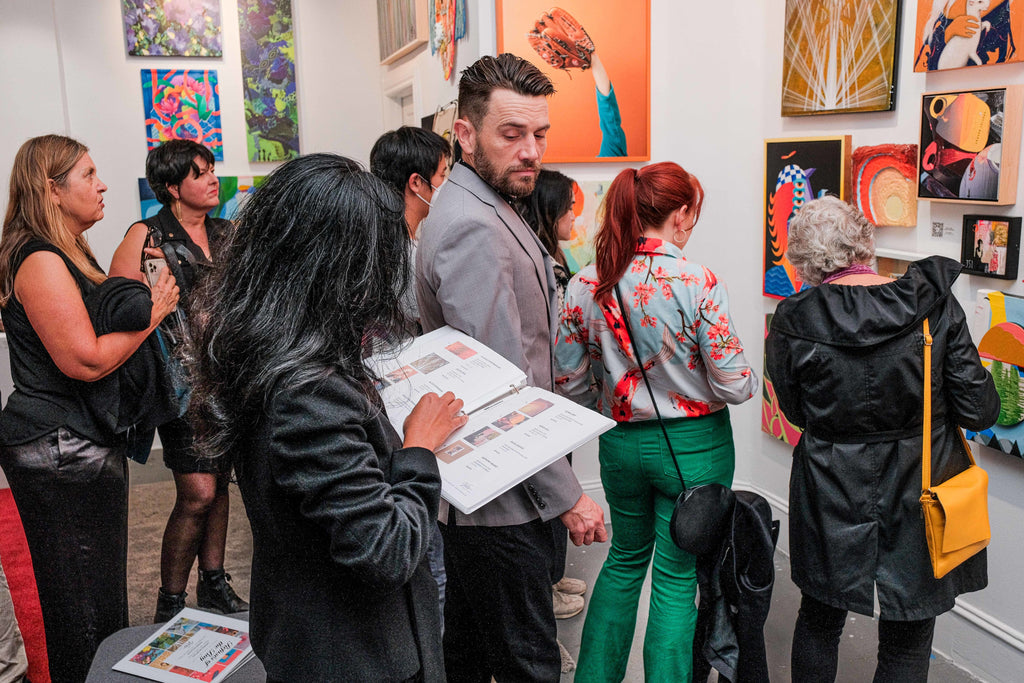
[373,326,614,514]
[112,608,254,682]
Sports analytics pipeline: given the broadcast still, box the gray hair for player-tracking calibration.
[786,196,875,286]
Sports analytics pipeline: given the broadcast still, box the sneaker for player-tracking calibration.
[154,587,186,624]
[558,639,577,673]
[552,586,584,619]
[553,576,587,595]
[197,569,249,614]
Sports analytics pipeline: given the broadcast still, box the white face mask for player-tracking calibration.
[413,176,446,208]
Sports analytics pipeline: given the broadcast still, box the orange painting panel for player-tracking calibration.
[913,0,1024,72]
[496,0,650,162]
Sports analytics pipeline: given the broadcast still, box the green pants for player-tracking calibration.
[576,409,735,682]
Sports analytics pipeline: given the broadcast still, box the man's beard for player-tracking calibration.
[472,149,539,198]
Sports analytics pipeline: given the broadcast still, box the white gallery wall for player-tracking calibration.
[2,0,1024,679]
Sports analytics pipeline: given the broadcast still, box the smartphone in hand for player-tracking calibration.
[143,258,167,288]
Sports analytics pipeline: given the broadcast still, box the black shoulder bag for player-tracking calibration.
[614,285,735,555]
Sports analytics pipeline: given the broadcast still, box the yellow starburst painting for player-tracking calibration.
[781,0,901,116]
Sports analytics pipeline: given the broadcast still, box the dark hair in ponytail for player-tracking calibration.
[593,162,704,303]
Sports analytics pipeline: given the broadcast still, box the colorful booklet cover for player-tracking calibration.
[112,608,254,682]
[371,326,615,514]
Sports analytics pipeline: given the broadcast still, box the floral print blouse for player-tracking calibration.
[555,237,758,422]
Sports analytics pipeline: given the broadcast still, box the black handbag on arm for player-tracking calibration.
[613,285,734,555]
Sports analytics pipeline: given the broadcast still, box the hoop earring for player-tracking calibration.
[672,230,687,245]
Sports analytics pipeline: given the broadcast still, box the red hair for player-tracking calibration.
[593,162,704,304]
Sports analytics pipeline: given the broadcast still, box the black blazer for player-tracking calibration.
[235,372,444,682]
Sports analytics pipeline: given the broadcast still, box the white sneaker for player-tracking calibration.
[552,586,584,619]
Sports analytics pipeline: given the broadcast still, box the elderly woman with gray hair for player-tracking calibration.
[766,196,999,682]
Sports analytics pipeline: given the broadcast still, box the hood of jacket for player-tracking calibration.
[770,255,962,347]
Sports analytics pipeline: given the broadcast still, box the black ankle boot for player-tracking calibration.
[197,568,249,614]
[154,587,187,623]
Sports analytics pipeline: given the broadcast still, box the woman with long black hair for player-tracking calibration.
[185,153,465,682]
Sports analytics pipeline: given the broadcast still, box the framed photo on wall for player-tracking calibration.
[763,135,852,299]
[781,0,901,116]
[960,215,1021,279]
[918,86,1023,205]
[496,0,650,162]
[377,0,428,65]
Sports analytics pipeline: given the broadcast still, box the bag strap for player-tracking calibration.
[922,318,933,493]
[614,284,689,491]
[922,317,978,493]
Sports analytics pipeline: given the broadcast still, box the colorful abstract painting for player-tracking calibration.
[562,180,612,274]
[138,176,265,220]
[914,0,1024,71]
[967,290,1024,457]
[762,315,802,445]
[141,69,223,160]
[918,87,1023,205]
[238,0,300,162]
[122,0,223,56]
[781,0,900,116]
[764,136,851,299]
[852,144,917,227]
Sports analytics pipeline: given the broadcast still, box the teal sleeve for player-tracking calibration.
[596,84,628,158]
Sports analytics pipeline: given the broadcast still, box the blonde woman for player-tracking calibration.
[0,135,178,682]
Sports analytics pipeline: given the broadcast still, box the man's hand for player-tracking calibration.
[559,494,608,546]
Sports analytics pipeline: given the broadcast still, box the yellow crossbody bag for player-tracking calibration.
[919,318,991,579]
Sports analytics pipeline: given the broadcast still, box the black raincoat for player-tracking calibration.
[766,256,999,620]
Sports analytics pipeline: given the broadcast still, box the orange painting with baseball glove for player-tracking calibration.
[497,2,650,162]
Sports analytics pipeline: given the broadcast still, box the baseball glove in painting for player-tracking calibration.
[527,7,594,71]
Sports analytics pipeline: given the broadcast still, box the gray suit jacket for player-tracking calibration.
[417,162,584,526]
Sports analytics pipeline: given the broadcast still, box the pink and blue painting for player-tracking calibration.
[122,0,223,57]
[238,0,300,162]
[138,176,264,220]
[141,69,223,160]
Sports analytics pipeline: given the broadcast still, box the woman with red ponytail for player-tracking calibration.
[555,162,758,681]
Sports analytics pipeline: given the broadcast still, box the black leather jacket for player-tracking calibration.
[766,256,999,620]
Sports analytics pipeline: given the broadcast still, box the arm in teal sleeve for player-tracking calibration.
[596,84,627,158]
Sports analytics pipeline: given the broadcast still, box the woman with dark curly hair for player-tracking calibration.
[185,153,465,681]
[110,139,247,622]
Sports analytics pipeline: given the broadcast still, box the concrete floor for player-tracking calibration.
[555,541,981,682]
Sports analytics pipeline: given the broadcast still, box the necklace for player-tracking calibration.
[821,263,877,284]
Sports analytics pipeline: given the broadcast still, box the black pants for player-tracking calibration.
[440,518,560,682]
[792,593,936,683]
[1,428,128,683]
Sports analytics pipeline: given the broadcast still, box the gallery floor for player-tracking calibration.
[124,461,979,682]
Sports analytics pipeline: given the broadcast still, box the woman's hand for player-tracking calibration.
[402,391,468,452]
[148,265,180,327]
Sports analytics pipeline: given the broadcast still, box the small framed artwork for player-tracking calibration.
[764,135,852,299]
[781,0,901,116]
[919,86,1023,205]
[377,0,429,65]
[960,215,1021,279]
[852,144,917,227]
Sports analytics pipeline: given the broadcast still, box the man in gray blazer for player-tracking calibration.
[417,53,607,681]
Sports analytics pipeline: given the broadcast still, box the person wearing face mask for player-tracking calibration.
[370,126,451,336]
[0,135,179,682]
[369,127,452,627]
[110,139,248,624]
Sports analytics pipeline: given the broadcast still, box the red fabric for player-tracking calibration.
[0,487,50,683]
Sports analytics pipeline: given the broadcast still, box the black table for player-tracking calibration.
[85,612,265,682]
